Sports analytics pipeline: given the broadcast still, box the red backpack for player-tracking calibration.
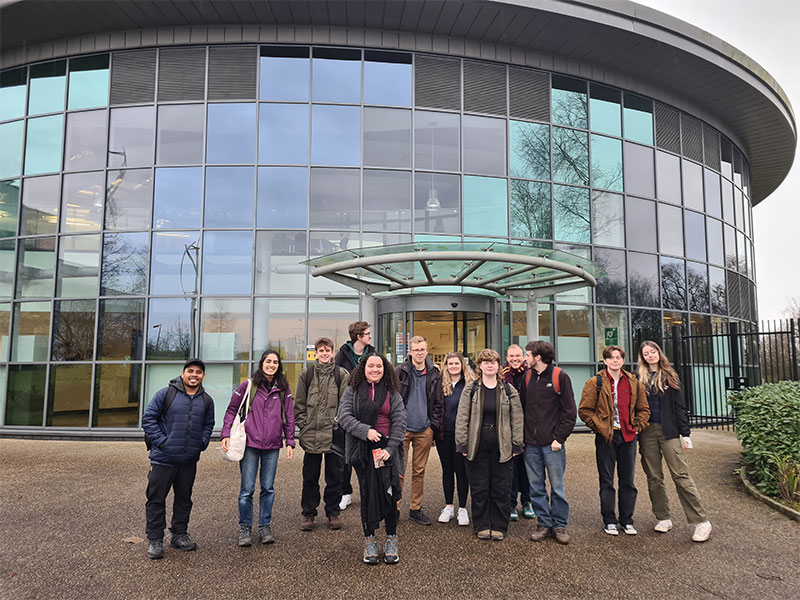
[524,366,562,395]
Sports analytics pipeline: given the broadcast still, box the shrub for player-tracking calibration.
[729,381,800,498]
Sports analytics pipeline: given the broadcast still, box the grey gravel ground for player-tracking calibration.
[1,429,797,600]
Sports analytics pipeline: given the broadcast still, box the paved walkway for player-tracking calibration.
[1,429,797,600]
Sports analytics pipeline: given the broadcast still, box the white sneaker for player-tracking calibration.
[339,494,352,511]
[438,505,454,523]
[654,519,673,533]
[457,507,469,526]
[622,524,637,535]
[604,523,619,536]
[692,521,712,542]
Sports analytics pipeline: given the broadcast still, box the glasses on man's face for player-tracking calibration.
[410,348,427,354]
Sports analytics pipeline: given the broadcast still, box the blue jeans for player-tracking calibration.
[239,446,280,527]
[524,443,569,529]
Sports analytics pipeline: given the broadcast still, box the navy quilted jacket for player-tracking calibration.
[142,377,215,466]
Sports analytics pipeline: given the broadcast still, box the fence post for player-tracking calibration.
[791,318,799,382]
[729,321,741,389]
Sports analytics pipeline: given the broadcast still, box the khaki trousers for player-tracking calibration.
[638,423,707,524]
[399,427,434,511]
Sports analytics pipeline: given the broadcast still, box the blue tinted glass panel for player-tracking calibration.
[551,75,587,129]
[684,211,707,262]
[257,167,308,228]
[658,203,683,257]
[589,84,620,137]
[363,108,411,168]
[153,167,202,229]
[206,104,256,164]
[414,173,460,235]
[311,105,361,166]
[363,170,411,232]
[56,234,100,298]
[510,180,550,240]
[147,297,194,360]
[259,50,310,101]
[106,168,153,231]
[101,231,149,296]
[509,121,549,180]
[149,231,200,296]
[625,197,657,253]
[628,251,659,307]
[591,135,623,192]
[64,110,107,172]
[108,106,155,168]
[464,176,507,236]
[29,61,66,116]
[592,191,624,247]
[364,51,412,106]
[61,171,104,233]
[259,104,309,165]
[0,179,20,238]
[67,55,109,110]
[623,142,654,198]
[204,167,254,228]
[24,115,63,175]
[552,126,588,186]
[681,159,704,212]
[309,168,360,230]
[0,120,24,179]
[156,104,204,166]
[202,231,253,295]
[312,50,361,103]
[661,257,686,311]
[0,68,26,121]
[463,115,506,176]
[554,185,590,243]
[623,94,653,145]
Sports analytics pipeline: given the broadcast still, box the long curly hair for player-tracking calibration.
[441,352,476,396]
[252,349,289,392]
[637,340,680,392]
[347,352,399,394]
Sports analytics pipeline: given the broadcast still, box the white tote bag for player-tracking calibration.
[221,379,251,462]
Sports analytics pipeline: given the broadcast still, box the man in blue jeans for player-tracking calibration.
[520,341,577,544]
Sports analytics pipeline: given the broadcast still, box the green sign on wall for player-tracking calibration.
[604,327,618,347]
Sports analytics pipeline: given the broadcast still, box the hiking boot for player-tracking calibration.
[522,502,536,519]
[654,519,673,533]
[692,521,712,542]
[457,507,470,526]
[409,509,432,526]
[339,494,352,511]
[510,508,519,521]
[477,529,492,540]
[490,530,505,541]
[553,528,570,545]
[169,533,197,551]
[604,523,619,536]
[327,515,342,530]
[300,515,314,531]
[147,538,164,559]
[622,524,638,536]
[259,524,274,544]
[384,535,399,564]
[438,505,454,523]
[238,524,252,547]
[529,526,552,542]
[363,535,379,564]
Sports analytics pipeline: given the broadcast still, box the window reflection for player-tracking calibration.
[29,60,66,116]
[553,185,589,244]
[52,299,96,360]
[595,307,629,360]
[706,218,724,266]
[631,308,662,347]
[552,127,588,186]
[150,231,200,296]
[156,104,204,166]
[0,303,9,360]
[259,104,309,164]
[16,237,55,298]
[721,179,734,224]
[311,105,361,166]
[312,47,361,104]
[0,240,14,298]
[147,297,194,360]
[592,192,624,247]
[65,110,108,172]
[414,172,460,234]
[200,297,251,360]
[623,142,654,198]
[61,171,104,233]
[364,108,411,168]
[625,197,657,253]
[661,257,686,311]
[589,84,621,137]
[0,179,19,238]
[594,247,627,305]
[309,168,360,230]
[204,167,254,228]
[106,169,153,230]
[309,298,360,350]
[56,234,100,298]
[623,94,653,145]
[6,365,46,425]
[463,116,506,176]
[257,167,308,229]
[153,167,202,229]
[628,251,659,307]
[253,298,306,360]
[684,211,707,262]
[464,176,507,237]
[703,169,721,219]
[511,180,551,240]
[552,75,587,129]
[591,135,623,192]
[201,231,253,295]
[24,115,64,175]
[101,232,149,296]
[415,111,460,172]
[67,55,109,110]
[108,106,155,168]
[723,224,736,270]
[720,139,733,180]
[509,121,549,181]
[687,261,709,313]
[363,170,411,231]
[254,231,307,295]
[555,304,591,362]
[0,68,27,121]
[260,46,310,101]
[658,203,683,257]
[681,159,704,212]
[206,103,256,164]
[655,151,681,205]
[20,175,59,236]
[47,364,92,426]
[709,266,727,314]
[364,50,412,106]
[0,121,23,179]
[93,364,141,427]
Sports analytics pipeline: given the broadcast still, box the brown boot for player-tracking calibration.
[328,515,342,530]
[553,528,570,545]
[300,515,314,531]
[529,526,552,542]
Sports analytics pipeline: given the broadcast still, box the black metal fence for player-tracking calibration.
[635,318,800,431]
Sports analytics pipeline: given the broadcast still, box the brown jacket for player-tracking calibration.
[578,370,650,444]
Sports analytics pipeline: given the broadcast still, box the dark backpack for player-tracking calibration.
[144,386,212,450]
[302,363,344,391]
[470,379,516,402]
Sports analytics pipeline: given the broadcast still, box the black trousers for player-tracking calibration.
[437,432,469,507]
[353,463,398,537]
[341,463,354,495]
[301,451,343,517]
[145,461,197,541]
[510,453,530,506]
[595,430,638,526]
[466,425,513,534]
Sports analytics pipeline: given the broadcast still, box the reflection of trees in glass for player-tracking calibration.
[52,302,95,361]
[590,136,623,192]
[510,180,550,239]
[631,308,662,347]
[553,185,589,243]
[553,127,588,186]
[552,86,588,129]
[710,281,727,315]
[629,272,659,307]
[101,233,148,295]
[592,192,624,247]
[661,260,686,310]
[509,121,549,180]
[147,318,192,360]
[594,248,626,305]
[687,265,710,313]
[98,300,144,360]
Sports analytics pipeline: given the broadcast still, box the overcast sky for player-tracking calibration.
[635,0,800,320]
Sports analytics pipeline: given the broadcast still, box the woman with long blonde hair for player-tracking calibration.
[637,341,711,542]
[436,352,476,526]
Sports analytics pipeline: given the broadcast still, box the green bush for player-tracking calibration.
[729,381,800,498]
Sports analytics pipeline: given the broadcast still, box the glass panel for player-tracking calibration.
[364,50,412,107]
[733,149,743,188]
[555,243,590,303]
[663,312,686,344]
[706,218,724,267]
[551,75,587,129]
[703,169,721,219]
[51,299,95,360]
[628,251,659,307]
[29,60,66,116]
[415,111,460,172]
[362,232,411,247]
[308,297,359,350]
[721,139,733,180]
[260,47,310,101]
[108,106,155,168]
[67,55,109,110]
[631,308,661,348]
[596,307,629,361]
[553,184,590,243]
[101,231,149,296]
[147,297,195,360]
[153,167,202,229]
[363,170,411,231]
[61,171,104,233]
[56,233,100,297]
[0,121,24,179]
[721,179,734,224]
[658,203,683,257]
[623,142,654,198]
[591,134,623,192]
[625,197,657,253]
[311,105,361,166]
[308,232,359,295]
[661,257,686,311]
[105,169,153,231]
[253,298,306,360]
[254,231,307,295]
[509,120,549,181]
[734,187,743,230]
[16,237,55,298]
[0,68,26,121]
[312,48,361,103]
[709,266,727,314]
[591,191,624,247]
[93,363,141,427]
[5,365,46,425]
[623,94,653,145]
[206,103,256,165]
[0,179,20,238]
[687,261,709,313]
[589,84,621,137]
[594,247,627,305]
[199,297,251,360]
[201,231,253,295]
[47,364,91,426]
[24,115,63,175]
[144,364,183,406]
[552,127,588,185]
[737,230,747,275]
[0,303,8,360]
[203,363,251,427]
[414,172,460,235]
[363,107,411,168]
[684,211,707,262]
[681,159,704,212]
[556,304,591,362]
[309,168,360,230]
[149,231,200,295]
[463,115,506,177]
[463,176,507,237]
[258,103,309,165]
[11,301,50,361]
[723,224,736,270]
[510,180,550,240]
[97,297,145,359]
[0,240,14,299]
[204,167,254,228]
[655,151,681,205]
[257,167,308,228]
[156,104,204,166]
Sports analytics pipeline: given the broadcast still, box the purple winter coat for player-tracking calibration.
[221,380,295,450]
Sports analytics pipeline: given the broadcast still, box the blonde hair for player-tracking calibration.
[441,352,477,396]
[475,348,502,378]
[637,340,681,392]
[409,335,427,349]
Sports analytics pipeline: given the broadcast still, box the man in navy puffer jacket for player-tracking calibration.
[142,359,215,559]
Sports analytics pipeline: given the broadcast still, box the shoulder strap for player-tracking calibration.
[303,364,315,391]
[334,366,342,387]
[524,370,532,389]
[470,382,479,400]
[161,386,178,421]
[596,373,602,396]
[503,381,514,399]
[552,366,562,395]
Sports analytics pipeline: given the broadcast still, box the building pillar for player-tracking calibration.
[526,294,539,343]
[362,293,376,329]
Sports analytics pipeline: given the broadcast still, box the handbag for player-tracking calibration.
[330,418,345,458]
[221,379,251,462]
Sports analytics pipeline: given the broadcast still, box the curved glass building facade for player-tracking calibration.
[0,1,783,435]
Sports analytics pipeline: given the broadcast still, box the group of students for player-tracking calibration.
[142,320,711,564]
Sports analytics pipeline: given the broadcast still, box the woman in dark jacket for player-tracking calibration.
[337,353,406,565]
[436,352,476,526]
[637,341,711,542]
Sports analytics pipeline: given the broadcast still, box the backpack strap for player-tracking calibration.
[552,366,562,395]
[503,381,514,399]
[525,370,532,389]
[596,373,602,397]
[303,364,316,391]
[161,386,178,421]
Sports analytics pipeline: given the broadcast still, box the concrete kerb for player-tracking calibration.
[739,465,800,522]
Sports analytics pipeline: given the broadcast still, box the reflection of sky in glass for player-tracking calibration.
[67,57,109,110]
[204,167,254,228]
[157,104,204,165]
[260,56,309,101]
[153,168,202,229]
[628,252,659,307]
[684,210,707,262]
[591,135,623,192]
[510,180,550,240]
[312,58,361,103]
[311,105,361,166]
[592,192,624,247]
[257,167,308,228]
[24,115,63,175]
[589,86,620,137]
[623,95,653,145]
[463,115,506,176]
[625,197,657,253]
[259,104,308,164]
[206,104,256,164]
[0,71,26,121]
[28,61,66,116]
[0,121,24,179]
[682,159,704,212]
[464,176,507,236]
[658,203,684,257]
[202,231,253,295]
[623,142,654,198]
[415,111,460,172]
[655,151,681,205]
[364,59,411,106]
[706,218,724,266]
[150,231,200,295]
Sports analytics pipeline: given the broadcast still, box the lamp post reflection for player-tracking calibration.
[180,242,200,356]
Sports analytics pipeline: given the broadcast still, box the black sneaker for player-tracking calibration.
[169,533,197,551]
[147,539,164,559]
[409,509,432,526]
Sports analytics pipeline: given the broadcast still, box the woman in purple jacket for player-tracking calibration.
[221,350,295,547]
